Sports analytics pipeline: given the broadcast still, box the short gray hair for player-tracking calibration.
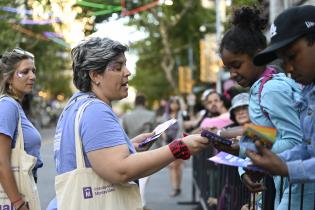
[71,37,128,92]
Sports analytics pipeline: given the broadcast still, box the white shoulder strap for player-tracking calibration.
[0,95,24,151]
[74,100,95,169]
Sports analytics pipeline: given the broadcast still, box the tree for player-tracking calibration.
[0,0,23,50]
[0,0,73,98]
[128,0,215,102]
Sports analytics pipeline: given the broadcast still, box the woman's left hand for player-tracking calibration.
[132,132,155,152]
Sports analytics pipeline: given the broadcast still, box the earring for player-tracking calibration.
[96,81,100,86]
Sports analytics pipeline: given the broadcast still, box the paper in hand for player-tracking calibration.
[139,119,177,148]
[208,151,265,172]
[240,124,277,152]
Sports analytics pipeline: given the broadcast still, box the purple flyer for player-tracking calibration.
[208,152,265,172]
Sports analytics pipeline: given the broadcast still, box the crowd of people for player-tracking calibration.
[0,4,314,210]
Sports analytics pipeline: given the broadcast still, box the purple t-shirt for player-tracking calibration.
[0,96,42,172]
[53,92,136,175]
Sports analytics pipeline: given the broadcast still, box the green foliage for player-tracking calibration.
[129,57,173,103]
[127,1,215,103]
[232,0,259,6]
[0,0,21,50]
[0,0,72,99]
[75,0,121,26]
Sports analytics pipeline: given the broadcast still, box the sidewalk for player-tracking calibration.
[144,161,201,210]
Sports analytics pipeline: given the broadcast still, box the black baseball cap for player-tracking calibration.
[254,5,315,66]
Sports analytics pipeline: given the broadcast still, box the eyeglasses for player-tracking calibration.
[11,48,34,59]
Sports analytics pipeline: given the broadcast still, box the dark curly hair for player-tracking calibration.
[220,6,268,57]
[71,37,128,92]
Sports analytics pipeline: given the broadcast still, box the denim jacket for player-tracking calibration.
[239,73,315,209]
[239,72,303,157]
[279,84,315,183]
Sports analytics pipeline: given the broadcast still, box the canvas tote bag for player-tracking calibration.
[55,100,142,210]
[0,96,41,210]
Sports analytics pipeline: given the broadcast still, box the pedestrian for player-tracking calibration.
[162,96,186,197]
[219,6,314,210]
[207,93,251,210]
[0,48,42,210]
[246,5,315,209]
[122,94,156,210]
[46,37,210,210]
[227,93,250,127]
[199,91,232,130]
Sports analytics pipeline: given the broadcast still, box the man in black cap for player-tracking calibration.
[248,5,315,186]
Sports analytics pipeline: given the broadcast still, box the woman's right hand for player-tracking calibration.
[181,134,210,155]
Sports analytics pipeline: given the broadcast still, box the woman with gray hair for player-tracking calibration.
[47,37,210,210]
[0,48,42,210]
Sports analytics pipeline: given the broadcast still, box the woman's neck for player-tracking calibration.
[252,65,267,83]
[90,89,111,107]
[8,91,23,103]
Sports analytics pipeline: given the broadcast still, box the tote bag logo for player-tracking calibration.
[83,187,93,199]
[0,204,14,210]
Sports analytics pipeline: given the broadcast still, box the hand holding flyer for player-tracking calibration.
[208,152,265,172]
[139,119,177,148]
[201,130,232,146]
[240,124,277,152]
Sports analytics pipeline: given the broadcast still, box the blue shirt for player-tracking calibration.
[54,91,135,174]
[48,92,136,210]
[0,96,42,172]
[239,73,315,210]
[239,73,303,157]
[279,84,315,183]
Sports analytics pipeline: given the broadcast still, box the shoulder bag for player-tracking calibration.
[55,100,142,210]
[0,96,41,210]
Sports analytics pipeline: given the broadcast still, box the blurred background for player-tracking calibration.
[1,0,314,125]
[2,1,315,209]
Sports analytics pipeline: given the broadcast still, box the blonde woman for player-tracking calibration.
[0,48,42,210]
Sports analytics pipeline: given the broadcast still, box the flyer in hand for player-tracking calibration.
[240,124,277,152]
[208,152,265,172]
[139,119,177,148]
[201,130,232,146]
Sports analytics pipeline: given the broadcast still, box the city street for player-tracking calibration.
[37,128,200,210]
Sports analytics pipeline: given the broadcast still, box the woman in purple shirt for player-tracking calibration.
[0,48,42,210]
[47,37,210,210]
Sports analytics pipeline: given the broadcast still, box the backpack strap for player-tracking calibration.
[258,67,276,119]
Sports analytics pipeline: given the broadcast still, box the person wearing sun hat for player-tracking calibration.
[246,5,315,210]
[228,93,250,126]
[218,5,315,210]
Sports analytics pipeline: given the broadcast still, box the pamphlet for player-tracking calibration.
[139,119,177,148]
[240,124,277,152]
[208,152,265,172]
[200,130,232,146]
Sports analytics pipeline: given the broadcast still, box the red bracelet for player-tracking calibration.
[11,196,22,205]
[168,139,191,160]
